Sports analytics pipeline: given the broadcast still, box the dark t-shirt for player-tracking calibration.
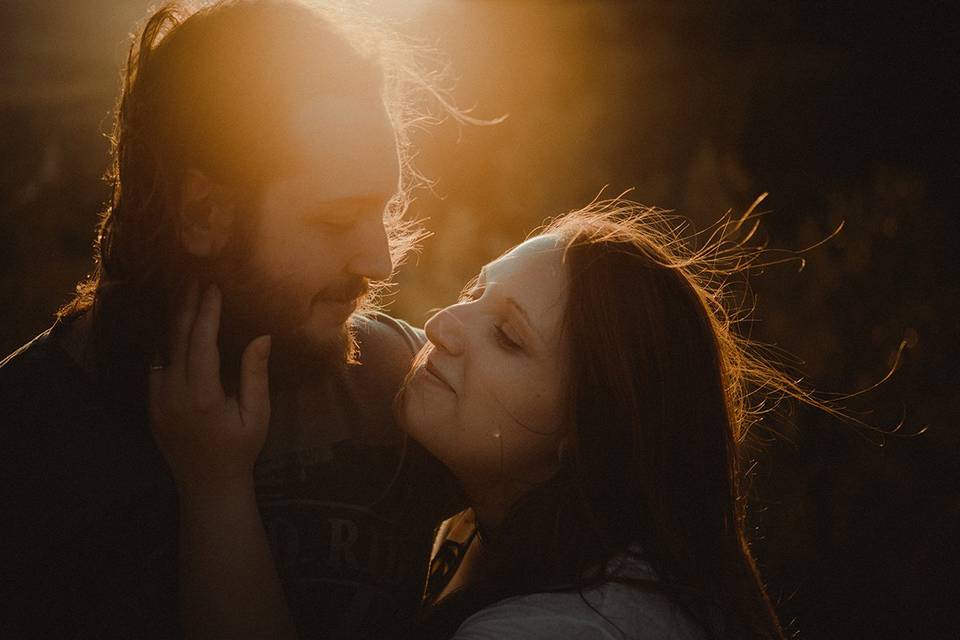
[0,312,459,639]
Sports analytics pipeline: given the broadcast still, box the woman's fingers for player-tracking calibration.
[169,279,201,376]
[149,282,270,488]
[239,335,272,432]
[187,284,224,398]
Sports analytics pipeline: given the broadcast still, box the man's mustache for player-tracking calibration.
[312,279,369,304]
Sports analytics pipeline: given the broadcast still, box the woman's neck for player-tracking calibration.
[462,477,538,540]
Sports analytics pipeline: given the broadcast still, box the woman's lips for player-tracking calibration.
[423,360,455,393]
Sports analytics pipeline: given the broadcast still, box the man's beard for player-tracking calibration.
[208,248,369,392]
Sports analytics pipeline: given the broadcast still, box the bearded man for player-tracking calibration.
[0,2,459,638]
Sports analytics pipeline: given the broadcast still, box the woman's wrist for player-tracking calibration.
[176,474,257,506]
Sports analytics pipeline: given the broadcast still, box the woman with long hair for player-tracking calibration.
[150,197,799,639]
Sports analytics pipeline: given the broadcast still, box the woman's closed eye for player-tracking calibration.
[460,286,525,352]
[494,324,522,351]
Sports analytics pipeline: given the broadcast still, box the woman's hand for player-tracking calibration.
[149,281,272,492]
[147,286,295,640]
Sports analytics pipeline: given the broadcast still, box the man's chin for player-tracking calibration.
[268,317,357,379]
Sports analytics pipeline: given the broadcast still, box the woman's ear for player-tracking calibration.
[178,168,236,257]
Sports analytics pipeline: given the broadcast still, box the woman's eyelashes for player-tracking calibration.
[494,324,522,351]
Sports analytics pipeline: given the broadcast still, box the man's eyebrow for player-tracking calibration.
[318,194,392,208]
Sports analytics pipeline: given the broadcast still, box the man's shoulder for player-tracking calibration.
[332,312,425,412]
[0,326,80,401]
[1,327,56,370]
[0,325,102,483]
[352,311,426,360]
[349,311,425,382]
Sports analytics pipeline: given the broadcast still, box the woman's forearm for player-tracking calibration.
[178,482,298,640]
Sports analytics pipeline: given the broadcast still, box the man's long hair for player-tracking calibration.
[58,0,442,389]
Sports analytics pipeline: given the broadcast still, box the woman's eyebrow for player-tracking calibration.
[504,297,532,329]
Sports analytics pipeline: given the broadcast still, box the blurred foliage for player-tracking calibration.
[1,1,957,637]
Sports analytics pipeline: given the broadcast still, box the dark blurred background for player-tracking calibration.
[1,1,957,637]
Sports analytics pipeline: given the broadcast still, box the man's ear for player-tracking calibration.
[178,168,236,257]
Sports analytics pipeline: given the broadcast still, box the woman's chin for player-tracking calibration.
[395,383,430,439]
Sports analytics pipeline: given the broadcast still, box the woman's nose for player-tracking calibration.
[424,305,465,356]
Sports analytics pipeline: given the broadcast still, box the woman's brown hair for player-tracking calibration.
[543,198,794,638]
[419,196,843,638]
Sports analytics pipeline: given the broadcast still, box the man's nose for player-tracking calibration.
[346,213,393,281]
[424,306,465,356]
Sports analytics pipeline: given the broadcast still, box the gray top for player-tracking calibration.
[451,553,706,640]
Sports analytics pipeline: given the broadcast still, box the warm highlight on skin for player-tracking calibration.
[56,0,448,384]
[400,197,821,639]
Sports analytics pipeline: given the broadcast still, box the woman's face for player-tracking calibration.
[399,234,570,488]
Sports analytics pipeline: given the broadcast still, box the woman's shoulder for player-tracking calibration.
[451,554,706,640]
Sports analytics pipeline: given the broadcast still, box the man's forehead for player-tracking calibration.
[293,94,391,132]
[287,94,400,200]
